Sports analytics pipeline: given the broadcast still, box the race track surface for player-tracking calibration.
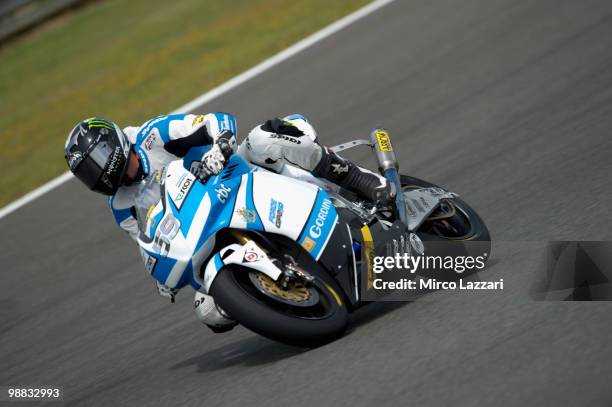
[2,0,612,405]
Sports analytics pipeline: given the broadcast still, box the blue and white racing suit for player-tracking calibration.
[109,112,237,240]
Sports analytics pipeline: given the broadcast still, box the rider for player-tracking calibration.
[64,113,392,333]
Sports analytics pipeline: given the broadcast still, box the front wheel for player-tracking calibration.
[210,265,349,347]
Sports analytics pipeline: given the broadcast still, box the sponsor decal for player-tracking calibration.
[331,163,349,174]
[67,151,82,169]
[302,237,316,252]
[143,132,157,150]
[144,256,157,274]
[299,194,337,259]
[308,198,332,239]
[153,169,163,183]
[236,207,256,223]
[140,116,167,138]
[268,198,284,228]
[269,134,301,144]
[175,173,187,187]
[106,146,123,175]
[215,183,232,204]
[175,176,194,205]
[136,148,149,175]
[192,115,205,126]
[360,225,376,288]
[429,187,447,196]
[87,119,114,130]
[139,248,157,274]
[376,130,393,152]
[243,249,260,263]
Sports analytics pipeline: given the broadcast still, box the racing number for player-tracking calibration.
[153,214,180,257]
[153,235,171,258]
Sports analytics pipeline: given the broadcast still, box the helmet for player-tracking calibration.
[64,117,131,195]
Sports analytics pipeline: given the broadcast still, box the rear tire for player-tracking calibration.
[210,265,349,347]
[400,174,490,242]
[400,175,491,269]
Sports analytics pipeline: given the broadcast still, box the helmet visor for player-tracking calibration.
[73,149,104,191]
[73,141,126,195]
[88,140,115,168]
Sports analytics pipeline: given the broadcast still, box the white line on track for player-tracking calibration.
[0,0,394,221]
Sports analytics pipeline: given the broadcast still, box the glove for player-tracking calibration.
[203,144,226,175]
[156,281,179,303]
[194,144,226,181]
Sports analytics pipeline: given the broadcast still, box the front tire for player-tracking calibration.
[210,265,349,347]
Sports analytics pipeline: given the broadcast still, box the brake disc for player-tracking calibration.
[248,272,320,307]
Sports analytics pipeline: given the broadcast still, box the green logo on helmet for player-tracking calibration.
[87,119,114,131]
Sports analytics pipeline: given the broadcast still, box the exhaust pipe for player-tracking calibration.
[369,128,408,225]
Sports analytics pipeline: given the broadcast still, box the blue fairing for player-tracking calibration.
[150,156,251,289]
[140,154,336,290]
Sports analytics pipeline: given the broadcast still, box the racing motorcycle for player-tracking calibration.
[135,129,490,347]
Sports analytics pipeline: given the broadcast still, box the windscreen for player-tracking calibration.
[134,169,164,234]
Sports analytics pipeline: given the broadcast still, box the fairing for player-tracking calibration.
[136,155,339,290]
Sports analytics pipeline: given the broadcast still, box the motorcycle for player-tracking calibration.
[135,129,491,347]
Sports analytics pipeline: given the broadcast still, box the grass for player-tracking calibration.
[0,0,369,207]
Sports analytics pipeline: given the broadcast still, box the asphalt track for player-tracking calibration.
[2,0,612,405]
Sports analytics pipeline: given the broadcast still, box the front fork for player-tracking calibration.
[201,230,312,294]
[230,230,314,288]
[369,129,408,224]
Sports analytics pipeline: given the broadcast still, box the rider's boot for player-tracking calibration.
[194,292,237,333]
[312,148,395,206]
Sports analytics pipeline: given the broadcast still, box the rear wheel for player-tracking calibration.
[400,175,491,275]
[210,264,349,347]
[400,174,490,242]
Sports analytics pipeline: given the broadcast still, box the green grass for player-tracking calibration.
[0,0,369,207]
